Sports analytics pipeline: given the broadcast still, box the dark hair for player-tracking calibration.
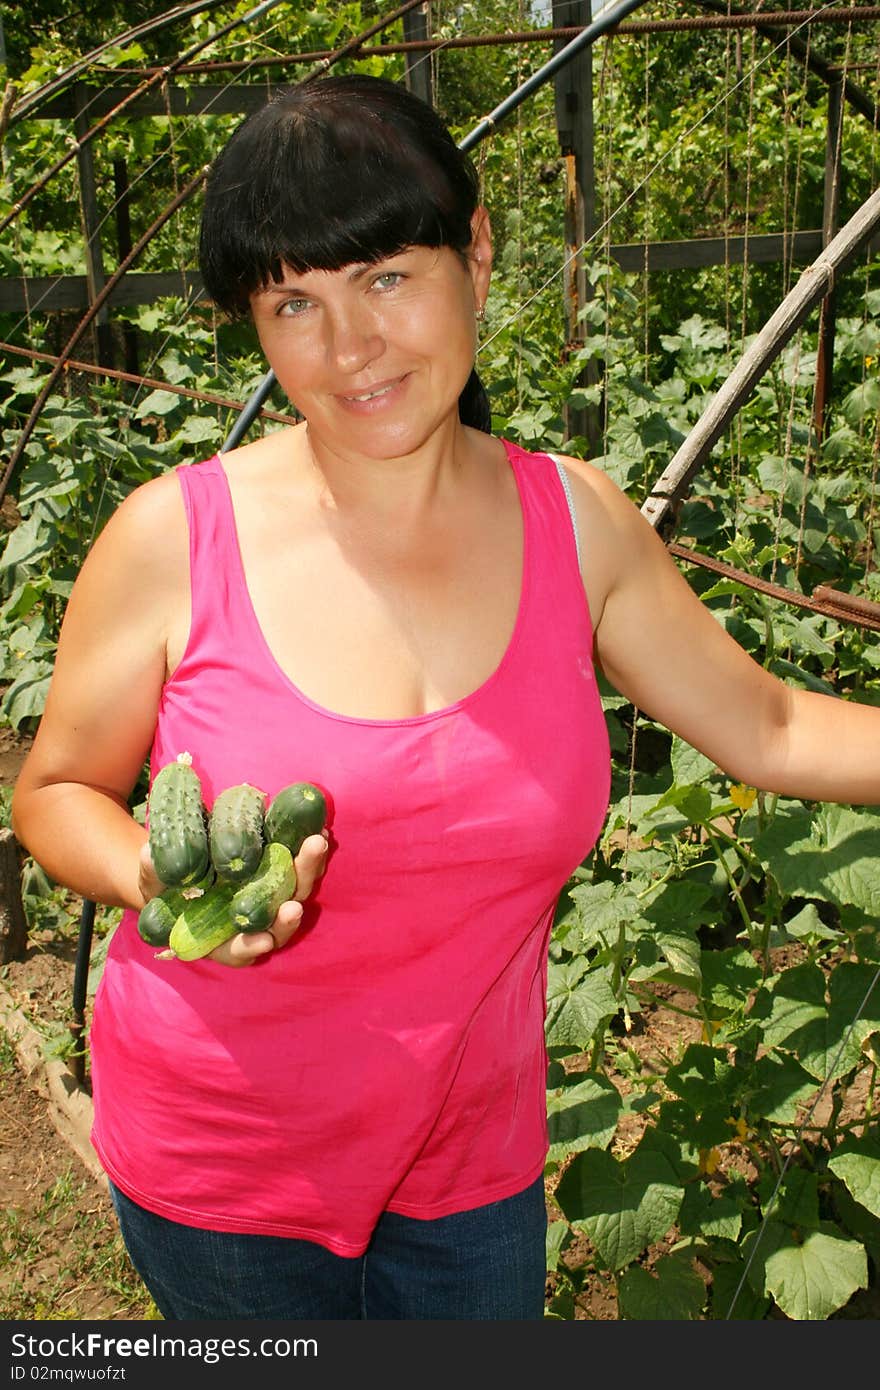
[199,74,491,432]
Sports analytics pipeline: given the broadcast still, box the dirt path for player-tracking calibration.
[0,726,155,1317]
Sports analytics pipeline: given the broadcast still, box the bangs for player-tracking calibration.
[200,78,480,318]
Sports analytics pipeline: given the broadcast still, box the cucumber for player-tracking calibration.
[168,880,237,961]
[148,752,210,888]
[264,782,326,858]
[230,842,297,934]
[137,870,215,947]
[137,893,178,947]
[209,782,266,883]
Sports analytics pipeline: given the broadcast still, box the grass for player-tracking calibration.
[0,1023,159,1321]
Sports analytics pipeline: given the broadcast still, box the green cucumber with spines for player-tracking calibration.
[209,783,267,883]
[148,752,210,887]
[230,842,297,934]
[168,880,237,961]
[264,782,326,858]
[137,869,215,947]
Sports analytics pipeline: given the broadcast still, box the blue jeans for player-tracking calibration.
[109,1178,548,1320]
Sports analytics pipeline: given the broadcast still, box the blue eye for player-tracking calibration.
[373,272,402,290]
[277,297,311,317]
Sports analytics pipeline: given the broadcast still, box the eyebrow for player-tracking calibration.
[257,253,413,297]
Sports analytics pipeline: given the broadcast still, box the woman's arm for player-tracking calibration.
[11,470,328,965]
[11,472,187,909]
[561,455,880,805]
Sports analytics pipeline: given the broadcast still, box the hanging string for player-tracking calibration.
[794,9,854,581]
[479,10,845,358]
[620,703,640,887]
[765,15,812,591]
[769,16,813,590]
[859,37,880,580]
[738,22,758,353]
[161,75,188,300]
[781,37,794,297]
[598,32,614,461]
[641,31,650,386]
[866,416,880,582]
[783,16,814,296]
[724,12,742,536]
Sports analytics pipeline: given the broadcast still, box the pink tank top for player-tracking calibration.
[89,439,611,1255]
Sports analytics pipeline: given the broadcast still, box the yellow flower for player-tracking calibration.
[699,1147,721,1176]
[866,355,877,369]
[730,783,757,811]
[726,1115,750,1141]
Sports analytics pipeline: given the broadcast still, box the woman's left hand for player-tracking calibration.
[208,831,329,968]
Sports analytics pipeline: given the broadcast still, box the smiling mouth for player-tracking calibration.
[342,379,402,403]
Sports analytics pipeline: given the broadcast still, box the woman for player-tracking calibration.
[11,74,880,1321]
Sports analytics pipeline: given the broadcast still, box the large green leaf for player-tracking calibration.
[711,1258,772,1320]
[829,961,880,1050]
[663,1043,737,1112]
[670,736,716,787]
[699,947,762,1014]
[655,930,703,986]
[1,664,52,728]
[783,903,843,945]
[134,389,182,418]
[677,1183,742,1241]
[545,1219,569,1274]
[546,1073,622,1163]
[567,880,643,951]
[545,959,619,1051]
[760,962,862,1082]
[0,512,57,573]
[747,1051,817,1124]
[769,1169,820,1231]
[641,878,717,930]
[617,1252,706,1320]
[554,1144,683,1270]
[743,1220,868,1320]
[752,804,880,915]
[828,1136,880,1221]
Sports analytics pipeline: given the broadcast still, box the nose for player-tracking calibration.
[326,302,384,376]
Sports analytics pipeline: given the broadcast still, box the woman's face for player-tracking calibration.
[249,209,492,461]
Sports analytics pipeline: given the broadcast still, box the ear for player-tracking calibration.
[467,206,492,309]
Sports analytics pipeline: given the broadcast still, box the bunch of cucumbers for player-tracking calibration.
[138,751,326,961]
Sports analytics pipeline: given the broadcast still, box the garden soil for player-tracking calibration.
[2,725,879,1321]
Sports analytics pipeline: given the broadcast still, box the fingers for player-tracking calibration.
[292,831,329,902]
[209,896,304,968]
[206,834,328,968]
[137,840,166,905]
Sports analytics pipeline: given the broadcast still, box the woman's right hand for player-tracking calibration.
[210,831,329,968]
[137,839,167,907]
[140,832,329,968]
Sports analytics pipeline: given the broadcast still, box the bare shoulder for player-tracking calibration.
[553,451,644,526]
[79,468,188,589]
[551,452,664,626]
[218,424,303,483]
[60,468,190,667]
[96,467,187,549]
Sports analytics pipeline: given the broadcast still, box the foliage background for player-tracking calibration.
[3,0,880,1320]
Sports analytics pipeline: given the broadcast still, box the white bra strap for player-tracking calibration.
[547,453,582,570]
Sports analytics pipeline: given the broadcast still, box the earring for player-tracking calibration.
[476,304,486,322]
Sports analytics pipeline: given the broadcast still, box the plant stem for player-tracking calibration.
[705,824,753,941]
